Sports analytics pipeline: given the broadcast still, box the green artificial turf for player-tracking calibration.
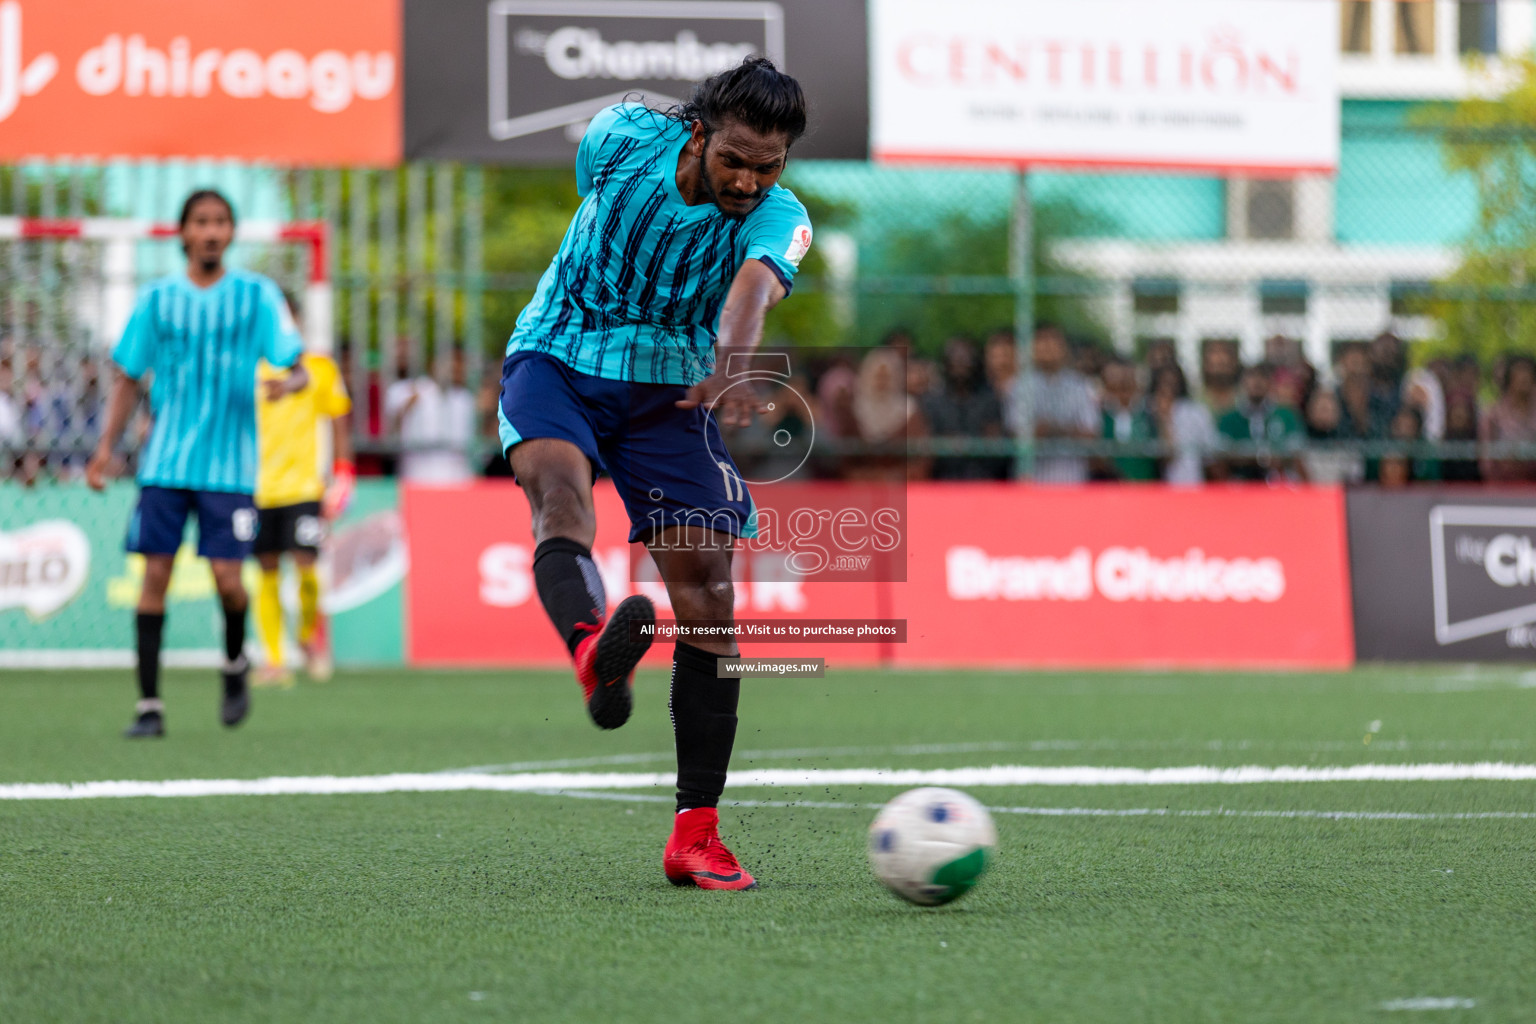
[2,666,1535,1022]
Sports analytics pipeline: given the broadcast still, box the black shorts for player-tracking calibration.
[128,487,257,560]
[497,351,754,543]
[253,501,325,556]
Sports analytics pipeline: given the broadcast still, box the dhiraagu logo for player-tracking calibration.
[0,520,89,619]
[0,1,60,123]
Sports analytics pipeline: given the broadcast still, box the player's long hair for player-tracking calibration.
[179,189,235,228]
[663,56,807,145]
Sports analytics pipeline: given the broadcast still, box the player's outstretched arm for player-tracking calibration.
[86,369,142,491]
[675,259,788,427]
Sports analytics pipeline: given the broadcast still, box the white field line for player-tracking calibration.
[1380,997,1477,1011]
[7,761,1536,801]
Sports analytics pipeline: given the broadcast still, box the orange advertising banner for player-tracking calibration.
[0,0,400,164]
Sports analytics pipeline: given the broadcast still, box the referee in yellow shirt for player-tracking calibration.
[253,349,354,684]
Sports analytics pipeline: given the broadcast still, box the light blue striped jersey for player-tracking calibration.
[507,104,813,385]
[112,269,303,493]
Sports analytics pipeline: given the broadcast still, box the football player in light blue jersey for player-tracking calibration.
[87,190,310,739]
[497,57,814,890]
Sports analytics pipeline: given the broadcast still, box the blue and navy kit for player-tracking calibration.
[113,269,302,560]
[500,104,812,541]
[114,270,303,493]
[506,103,812,386]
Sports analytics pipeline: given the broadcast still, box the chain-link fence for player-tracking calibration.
[4,109,1536,486]
[762,108,1536,486]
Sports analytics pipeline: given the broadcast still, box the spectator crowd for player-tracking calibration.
[6,329,1536,487]
[720,326,1536,487]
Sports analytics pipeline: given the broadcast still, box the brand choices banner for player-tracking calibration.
[403,0,869,163]
[1349,489,1536,662]
[897,485,1352,666]
[0,0,400,163]
[871,0,1339,173]
[403,482,1354,668]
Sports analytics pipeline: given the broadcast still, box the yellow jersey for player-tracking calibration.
[256,353,352,509]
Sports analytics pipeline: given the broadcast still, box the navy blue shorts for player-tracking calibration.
[126,486,258,561]
[497,351,753,543]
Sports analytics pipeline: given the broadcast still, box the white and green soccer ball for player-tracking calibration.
[868,787,996,906]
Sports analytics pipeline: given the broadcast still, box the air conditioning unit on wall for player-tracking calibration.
[1227,176,1333,243]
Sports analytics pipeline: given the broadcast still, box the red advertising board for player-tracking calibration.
[0,0,399,164]
[895,485,1354,668]
[402,481,888,667]
[403,482,1354,669]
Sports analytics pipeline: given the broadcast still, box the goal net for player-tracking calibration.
[0,217,332,482]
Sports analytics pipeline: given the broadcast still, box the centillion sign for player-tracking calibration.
[871,0,1338,173]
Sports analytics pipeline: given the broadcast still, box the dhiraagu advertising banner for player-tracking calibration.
[0,480,404,667]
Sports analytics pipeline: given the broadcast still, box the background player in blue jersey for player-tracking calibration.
[499,58,813,890]
[86,190,310,739]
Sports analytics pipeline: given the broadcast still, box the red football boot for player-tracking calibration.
[663,807,758,890]
[572,595,654,730]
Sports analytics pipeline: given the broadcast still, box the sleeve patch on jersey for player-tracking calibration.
[784,225,813,268]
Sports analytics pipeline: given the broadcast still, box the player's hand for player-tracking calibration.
[676,373,766,428]
[323,461,356,520]
[262,375,298,402]
[263,364,311,402]
[85,446,114,491]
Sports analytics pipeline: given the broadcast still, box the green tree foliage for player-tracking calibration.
[479,170,856,355]
[758,190,855,349]
[474,168,1108,361]
[1414,57,1536,364]
[767,186,1110,358]
[480,167,583,355]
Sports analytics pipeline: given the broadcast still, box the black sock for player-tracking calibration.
[135,612,165,702]
[669,642,740,812]
[222,599,247,667]
[533,537,606,655]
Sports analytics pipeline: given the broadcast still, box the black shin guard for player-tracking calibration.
[669,642,741,812]
[222,601,247,663]
[222,601,247,696]
[533,537,606,655]
[135,612,165,701]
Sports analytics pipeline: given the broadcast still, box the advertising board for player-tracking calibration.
[403,482,1354,668]
[0,481,405,667]
[0,0,400,163]
[404,0,868,162]
[402,480,889,666]
[871,0,1339,173]
[1349,489,1536,662]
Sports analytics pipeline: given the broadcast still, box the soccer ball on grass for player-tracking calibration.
[868,787,996,906]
